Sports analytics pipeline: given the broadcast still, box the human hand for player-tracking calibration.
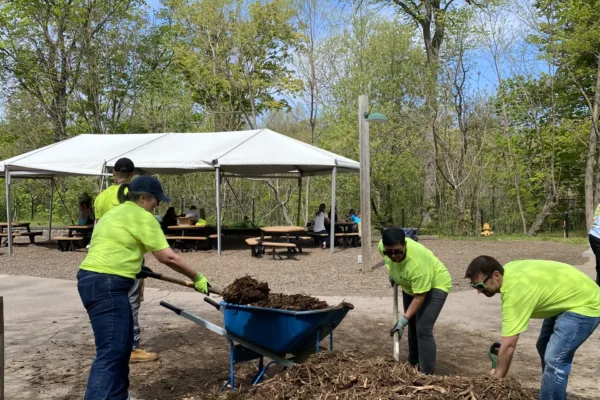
[390,316,409,338]
[193,273,209,294]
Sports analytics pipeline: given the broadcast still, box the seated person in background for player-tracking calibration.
[78,193,95,225]
[161,207,177,233]
[348,209,361,224]
[184,205,200,223]
[348,208,361,234]
[312,203,330,249]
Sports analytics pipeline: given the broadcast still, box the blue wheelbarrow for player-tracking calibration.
[160,297,353,391]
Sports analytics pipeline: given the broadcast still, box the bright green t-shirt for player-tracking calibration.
[379,238,453,296]
[94,185,121,220]
[80,201,170,280]
[501,260,600,337]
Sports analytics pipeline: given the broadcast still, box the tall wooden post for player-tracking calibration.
[359,94,372,272]
[0,296,4,399]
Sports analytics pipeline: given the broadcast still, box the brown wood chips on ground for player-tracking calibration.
[228,351,537,399]
[222,276,329,311]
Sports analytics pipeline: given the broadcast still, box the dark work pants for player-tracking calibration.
[588,234,600,285]
[402,288,448,375]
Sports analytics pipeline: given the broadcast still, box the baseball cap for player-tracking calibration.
[114,157,135,173]
[129,176,170,203]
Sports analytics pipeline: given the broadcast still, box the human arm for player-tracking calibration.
[492,335,519,378]
[153,247,209,294]
[403,293,426,320]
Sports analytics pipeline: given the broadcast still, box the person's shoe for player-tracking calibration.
[130,348,158,363]
[321,242,327,249]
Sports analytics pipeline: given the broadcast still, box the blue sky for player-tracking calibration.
[142,0,544,95]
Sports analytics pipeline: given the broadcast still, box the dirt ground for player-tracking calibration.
[0,237,588,296]
[6,297,596,400]
[0,238,595,400]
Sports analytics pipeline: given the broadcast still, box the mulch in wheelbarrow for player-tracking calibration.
[228,351,537,399]
[222,276,329,311]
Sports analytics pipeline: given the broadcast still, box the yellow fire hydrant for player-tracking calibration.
[481,223,494,237]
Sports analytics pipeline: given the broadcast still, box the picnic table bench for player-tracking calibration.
[245,237,298,259]
[166,235,209,252]
[55,225,94,251]
[0,222,43,245]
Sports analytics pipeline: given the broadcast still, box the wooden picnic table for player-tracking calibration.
[0,222,30,233]
[67,225,94,237]
[260,226,304,242]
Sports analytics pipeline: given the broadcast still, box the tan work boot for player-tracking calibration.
[130,348,158,363]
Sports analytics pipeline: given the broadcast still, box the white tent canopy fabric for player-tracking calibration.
[2,129,359,255]
[1,130,359,176]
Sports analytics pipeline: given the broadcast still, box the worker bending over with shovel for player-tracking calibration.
[465,256,600,400]
[78,176,211,400]
[380,227,452,374]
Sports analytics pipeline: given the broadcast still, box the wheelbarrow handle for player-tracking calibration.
[160,301,183,315]
[204,297,221,311]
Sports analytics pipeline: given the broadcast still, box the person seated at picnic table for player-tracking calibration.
[184,205,200,223]
[77,193,95,225]
[77,176,212,400]
[311,203,330,249]
[348,209,361,224]
[161,207,178,233]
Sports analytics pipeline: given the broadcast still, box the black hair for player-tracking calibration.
[114,171,133,180]
[465,256,504,280]
[117,183,151,204]
[382,227,406,246]
[349,209,356,215]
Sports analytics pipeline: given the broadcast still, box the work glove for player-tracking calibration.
[390,315,409,339]
[193,272,210,294]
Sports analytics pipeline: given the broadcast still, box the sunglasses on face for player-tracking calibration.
[383,249,405,257]
[470,272,494,290]
[154,195,161,206]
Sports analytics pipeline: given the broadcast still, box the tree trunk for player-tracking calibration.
[585,56,600,231]
[304,176,311,227]
[527,190,557,236]
[455,188,468,236]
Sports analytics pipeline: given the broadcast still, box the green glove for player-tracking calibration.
[390,315,409,338]
[193,273,209,294]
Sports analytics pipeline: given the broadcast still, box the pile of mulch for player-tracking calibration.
[222,276,329,311]
[222,276,270,304]
[230,351,536,399]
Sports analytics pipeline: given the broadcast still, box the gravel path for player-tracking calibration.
[0,238,587,297]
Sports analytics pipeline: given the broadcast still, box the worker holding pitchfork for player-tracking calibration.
[465,256,600,400]
[380,227,452,375]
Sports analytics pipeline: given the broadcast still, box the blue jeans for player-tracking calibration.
[536,312,600,400]
[78,270,135,400]
[313,229,329,246]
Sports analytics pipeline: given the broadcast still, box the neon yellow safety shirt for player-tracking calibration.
[379,238,452,296]
[80,201,170,280]
[94,185,121,220]
[501,260,600,337]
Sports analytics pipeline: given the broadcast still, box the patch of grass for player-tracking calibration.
[436,233,589,246]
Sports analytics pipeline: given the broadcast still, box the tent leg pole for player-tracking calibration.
[296,175,302,227]
[48,178,54,241]
[5,169,12,256]
[330,166,337,254]
[216,167,221,256]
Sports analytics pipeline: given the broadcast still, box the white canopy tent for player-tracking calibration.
[2,129,360,255]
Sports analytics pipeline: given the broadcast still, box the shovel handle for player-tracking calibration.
[140,269,222,296]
